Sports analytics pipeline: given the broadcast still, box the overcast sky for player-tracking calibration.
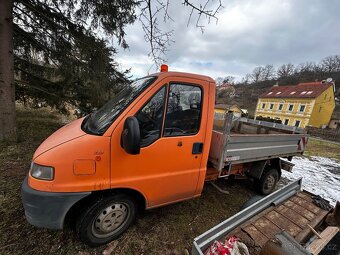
[115,0,340,80]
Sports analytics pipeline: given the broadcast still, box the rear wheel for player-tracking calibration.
[76,194,137,247]
[255,168,279,195]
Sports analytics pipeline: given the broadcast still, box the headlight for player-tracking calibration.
[30,163,54,180]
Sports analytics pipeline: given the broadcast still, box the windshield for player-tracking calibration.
[82,76,157,135]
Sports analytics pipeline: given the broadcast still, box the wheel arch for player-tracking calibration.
[248,158,282,180]
[64,187,147,228]
[268,158,282,178]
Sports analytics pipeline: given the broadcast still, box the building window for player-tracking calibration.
[294,120,301,127]
[288,104,294,112]
[307,91,313,95]
[299,105,305,112]
[319,106,322,112]
[324,94,327,99]
[276,92,281,95]
[278,104,283,111]
[268,92,273,95]
[290,91,296,95]
[284,119,289,125]
[262,103,265,109]
[269,103,274,110]
[300,91,307,95]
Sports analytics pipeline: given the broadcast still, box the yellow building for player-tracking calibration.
[255,81,336,128]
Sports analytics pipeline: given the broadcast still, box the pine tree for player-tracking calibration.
[0,0,138,141]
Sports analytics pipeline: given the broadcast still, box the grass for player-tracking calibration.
[1,107,338,254]
[0,107,253,255]
[304,137,340,161]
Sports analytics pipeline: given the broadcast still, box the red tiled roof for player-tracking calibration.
[259,82,333,98]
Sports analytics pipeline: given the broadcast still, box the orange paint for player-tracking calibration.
[27,71,215,208]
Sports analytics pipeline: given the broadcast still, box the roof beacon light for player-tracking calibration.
[160,64,168,72]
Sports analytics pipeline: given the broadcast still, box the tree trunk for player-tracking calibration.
[0,0,16,142]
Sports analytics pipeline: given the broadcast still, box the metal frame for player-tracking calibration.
[217,112,234,174]
[239,117,306,134]
[192,179,303,255]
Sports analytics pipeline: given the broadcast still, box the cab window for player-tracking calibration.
[164,83,202,136]
[136,86,166,146]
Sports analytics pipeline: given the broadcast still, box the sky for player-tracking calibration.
[114,0,340,80]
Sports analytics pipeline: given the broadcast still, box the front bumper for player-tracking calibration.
[21,177,91,229]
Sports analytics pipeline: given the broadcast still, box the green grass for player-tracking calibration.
[0,107,253,254]
[304,138,340,161]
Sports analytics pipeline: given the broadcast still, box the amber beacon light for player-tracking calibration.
[160,64,168,72]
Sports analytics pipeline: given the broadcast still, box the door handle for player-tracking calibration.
[192,142,203,154]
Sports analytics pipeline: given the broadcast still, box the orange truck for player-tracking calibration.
[21,66,308,246]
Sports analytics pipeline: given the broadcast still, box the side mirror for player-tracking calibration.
[121,116,141,155]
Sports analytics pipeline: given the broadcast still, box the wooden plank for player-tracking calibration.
[307,227,339,254]
[275,205,310,228]
[242,224,268,247]
[284,200,316,221]
[290,196,321,214]
[265,210,302,237]
[295,209,330,243]
[252,217,282,238]
[296,191,313,201]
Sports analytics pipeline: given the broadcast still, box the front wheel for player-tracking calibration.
[255,168,279,195]
[76,194,137,247]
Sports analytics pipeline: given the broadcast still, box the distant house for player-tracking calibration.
[215,104,243,118]
[216,83,236,98]
[329,118,340,129]
[255,81,336,128]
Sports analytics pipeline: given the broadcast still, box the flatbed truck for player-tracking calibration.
[22,67,308,246]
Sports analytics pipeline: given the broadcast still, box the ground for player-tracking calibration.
[0,107,339,254]
[0,107,253,255]
[303,138,340,161]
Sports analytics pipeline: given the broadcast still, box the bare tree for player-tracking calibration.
[321,55,340,73]
[139,0,174,67]
[183,0,223,32]
[277,63,294,78]
[261,64,275,81]
[223,76,235,84]
[241,73,252,85]
[250,66,264,83]
[139,0,223,66]
[215,75,235,86]
[296,61,315,73]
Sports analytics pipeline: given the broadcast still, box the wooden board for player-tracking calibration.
[307,227,339,254]
[225,191,331,255]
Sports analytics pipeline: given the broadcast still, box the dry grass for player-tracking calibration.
[304,138,340,161]
[0,107,254,255]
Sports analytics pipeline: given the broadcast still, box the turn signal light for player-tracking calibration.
[160,64,168,72]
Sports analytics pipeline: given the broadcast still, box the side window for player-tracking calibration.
[136,86,166,146]
[164,83,202,136]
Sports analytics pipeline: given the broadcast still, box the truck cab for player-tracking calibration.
[22,70,216,246]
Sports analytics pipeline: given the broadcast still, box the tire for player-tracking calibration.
[76,194,137,247]
[255,168,279,195]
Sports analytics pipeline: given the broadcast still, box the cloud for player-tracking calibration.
[115,0,340,80]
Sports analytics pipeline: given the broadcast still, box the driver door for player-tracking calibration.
[110,77,209,208]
